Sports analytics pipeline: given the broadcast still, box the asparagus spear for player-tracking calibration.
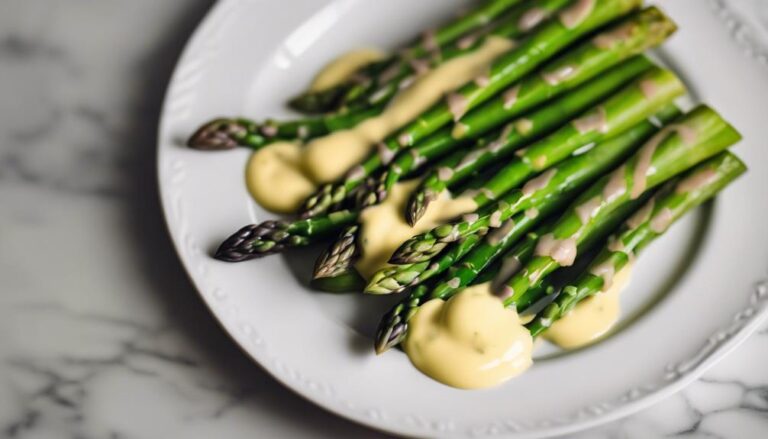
[187,106,383,151]
[365,233,486,295]
[289,0,528,113]
[390,68,685,263]
[344,0,574,110]
[373,186,649,353]
[497,106,742,306]
[300,0,643,217]
[439,190,649,298]
[310,224,367,292]
[214,209,359,262]
[368,107,679,294]
[527,151,747,336]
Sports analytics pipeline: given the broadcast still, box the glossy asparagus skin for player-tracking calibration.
[366,54,658,211]
[498,106,742,307]
[371,110,681,352]
[366,104,680,292]
[403,55,659,224]
[357,56,652,211]
[405,3,679,223]
[299,0,644,217]
[527,151,747,336]
[389,68,685,264]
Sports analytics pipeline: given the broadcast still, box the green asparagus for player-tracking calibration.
[497,106,742,307]
[310,225,367,292]
[527,151,747,336]
[187,106,383,151]
[214,210,359,261]
[363,54,659,210]
[390,68,685,263]
[300,0,644,217]
[406,4,679,223]
[373,186,650,353]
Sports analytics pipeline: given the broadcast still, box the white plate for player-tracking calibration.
[157,1,768,437]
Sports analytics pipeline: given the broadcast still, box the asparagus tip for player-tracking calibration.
[388,239,443,265]
[405,190,434,227]
[188,118,246,150]
[213,222,286,261]
[374,321,407,354]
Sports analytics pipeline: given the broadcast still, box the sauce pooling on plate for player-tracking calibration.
[544,264,633,349]
[403,282,533,389]
[404,266,634,389]
[245,37,515,213]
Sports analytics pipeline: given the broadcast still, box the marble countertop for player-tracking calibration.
[1,1,767,437]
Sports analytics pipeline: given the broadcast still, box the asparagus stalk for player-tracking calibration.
[497,106,742,307]
[300,0,643,217]
[373,186,649,353]
[214,210,359,262]
[527,151,747,335]
[390,68,685,264]
[289,0,528,113]
[367,104,680,292]
[187,106,383,151]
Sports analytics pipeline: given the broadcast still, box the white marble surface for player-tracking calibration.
[1,0,767,438]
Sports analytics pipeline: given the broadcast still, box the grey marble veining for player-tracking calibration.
[1,1,767,438]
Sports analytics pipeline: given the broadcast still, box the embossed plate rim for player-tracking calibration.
[157,0,768,437]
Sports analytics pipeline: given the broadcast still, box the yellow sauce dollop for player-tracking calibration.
[544,265,633,349]
[245,142,315,213]
[403,282,534,389]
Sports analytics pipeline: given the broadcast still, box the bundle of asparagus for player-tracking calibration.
[375,107,743,352]
[192,0,746,368]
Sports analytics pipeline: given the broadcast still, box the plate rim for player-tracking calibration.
[156,0,768,437]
